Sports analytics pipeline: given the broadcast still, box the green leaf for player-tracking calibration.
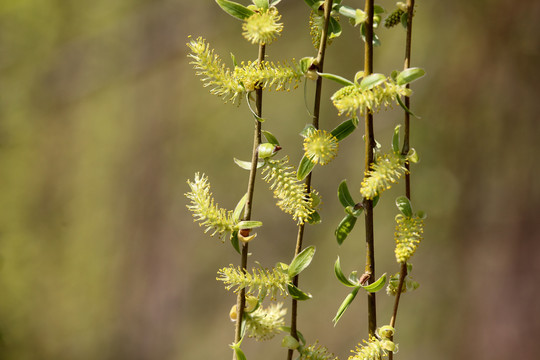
[355,9,367,25]
[234,158,265,170]
[333,287,359,325]
[396,94,421,118]
[230,343,247,360]
[331,119,357,141]
[230,231,240,254]
[335,214,357,245]
[328,16,342,40]
[374,5,385,14]
[279,327,306,346]
[335,4,356,19]
[281,335,300,350]
[297,155,316,181]
[360,273,387,292]
[233,193,248,221]
[230,52,238,67]
[345,205,363,217]
[288,245,316,278]
[416,210,427,220]
[337,180,356,208]
[397,67,426,85]
[359,73,386,90]
[317,73,354,86]
[237,220,263,229]
[392,124,401,153]
[334,257,358,287]
[303,0,323,11]
[252,0,269,10]
[307,210,321,224]
[400,12,408,28]
[262,130,280,146]
[299,57,316,74]
[360,23,381,46]
[287,283,312,300]
[372,194,380,208]
[396,196,413,217]
[215,0,255,20]
[311,191,321,208]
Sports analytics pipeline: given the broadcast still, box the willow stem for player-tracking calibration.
[390,2,415,359]
[363,0,377,338]
[287,2,333,359]
[233,43,266,360]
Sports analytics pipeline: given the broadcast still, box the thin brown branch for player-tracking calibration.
[363,0,377,338]
[233,43,266,360]
[287,2,333,359]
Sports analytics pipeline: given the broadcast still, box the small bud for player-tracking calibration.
[380,339,396,352]
[281,335,300,350]
[229,304,238,322]
[258,143,281,159]
[238,230,257,243]
[378,325,395,339]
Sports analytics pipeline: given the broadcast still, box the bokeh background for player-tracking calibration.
[1,0,539,359]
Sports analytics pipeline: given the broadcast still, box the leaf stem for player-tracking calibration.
[363,0,377,338]
[390,2,415,358]
[233,43,266,360]
[287,2,333,359]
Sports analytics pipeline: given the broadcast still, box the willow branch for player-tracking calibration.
[287,2,333,360]
[390,1,415,358]
[363,0,377,338]
[233,43,266,360]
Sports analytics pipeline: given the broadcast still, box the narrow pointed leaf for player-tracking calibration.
[237,220,263,229]
[287,283,312,301]
[392,124,401,153]
[262,130,280,146]
[328,16,342,39]
[252,0,269,10]
[334,257,358,287]
[396,196,413,217]
[331,119,357,141]
[215,0,255,20]
[234,158,265,170]
[397,67,426,85]
[231,345,247,360]
[288,245,316,278]
[335,214,357,245]
[233,193,248,222]
[297,155,316,181]
[360,273,387,292]
[317,73,354,86]
[335,5,356,19]
[338,180,356,208]
[396,94,421,118]
[333,287,359,325]
[230,231,240,254]
[307,210,321,224]
[303,0,323,11]
[359,73,386,90]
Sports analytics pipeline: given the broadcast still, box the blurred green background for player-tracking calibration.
[1,0,539,359]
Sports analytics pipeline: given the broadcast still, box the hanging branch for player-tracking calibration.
[287,2,334,360]
[389,2,416,359]
[233,43,266,360]
[362,0,377,338]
